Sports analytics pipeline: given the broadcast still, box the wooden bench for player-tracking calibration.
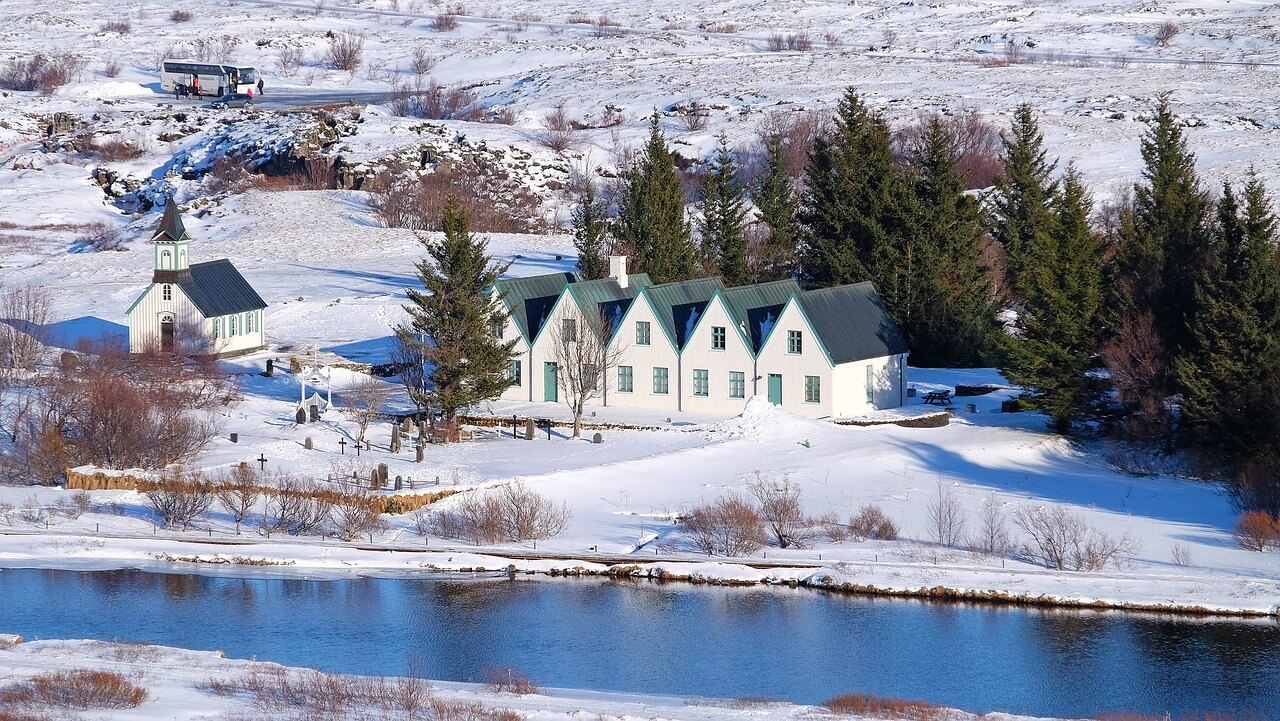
[922,390,953,406]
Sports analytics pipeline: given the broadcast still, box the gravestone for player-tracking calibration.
[415,445,424,463]
[304,437,313,450]
[265,359,274,377]
[524,419,536,440]
[369,471,379,489]
[390,424,402,453]
[418,421,428,439]
[592,432,603,444]
[229,433,238,444]
[394,476,403,491]
[295,407,307,425]
[378,463,389,485]
[308,405,320,423]
[402,417,412,433]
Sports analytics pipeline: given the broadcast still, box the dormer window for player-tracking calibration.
[162,284,172,301]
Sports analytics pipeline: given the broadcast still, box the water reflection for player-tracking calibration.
[1,569,1276,717]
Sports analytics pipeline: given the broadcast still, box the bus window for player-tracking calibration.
[237,68,257,83]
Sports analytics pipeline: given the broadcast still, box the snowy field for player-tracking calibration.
[0,638,1063,721]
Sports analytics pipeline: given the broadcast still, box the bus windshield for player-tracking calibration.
[237,67,257,84]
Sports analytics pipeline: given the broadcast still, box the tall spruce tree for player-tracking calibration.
[572,181,609,280]
[1002,166,1105,433]
[752,134,798,281]
[614,114,695,284]
[395,197,518,432]
[992,104,1057,303]
[1174,176,1280,481]
[798,88,910,298]
[1114,95,1212,365]
[698,134,749,286]
[906,115,1000,366]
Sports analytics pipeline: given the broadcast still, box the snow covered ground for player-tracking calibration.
[0,638,1061,721]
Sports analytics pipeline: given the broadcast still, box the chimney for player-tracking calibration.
[608,255,628,288]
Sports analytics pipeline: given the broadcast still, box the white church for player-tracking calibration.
[126,198,267,356]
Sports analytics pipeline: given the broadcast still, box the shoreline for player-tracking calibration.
[2,530,1275,621]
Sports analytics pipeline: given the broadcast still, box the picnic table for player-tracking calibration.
[922,389,953,406]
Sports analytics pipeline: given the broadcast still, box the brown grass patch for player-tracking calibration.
[486,668,537,695]
[824,693,941,720]
[1,670,148,710]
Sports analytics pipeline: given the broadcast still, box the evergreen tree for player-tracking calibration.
[1002,166,1105,433]
[698,134,749,286]
[572,181,609,280]
[906,115,1000,366]
[1174,176,1280,478]
[614,114,695,284]
[394,198,518,432]
[1113,94,1212,364]
[797,88,910,297]
[752,135,798,282]
[991,104,1057,303]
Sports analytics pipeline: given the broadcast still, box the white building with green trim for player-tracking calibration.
[491,257,908,419]
[126,199,267,357]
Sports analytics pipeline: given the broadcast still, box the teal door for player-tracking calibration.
[544,362,558,402]
[767,374,782,405]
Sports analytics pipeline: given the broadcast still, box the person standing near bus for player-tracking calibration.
[191,74,200,96]
[256,78,264,95]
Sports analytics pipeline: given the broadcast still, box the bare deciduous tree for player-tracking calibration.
[1154,21,1180,47]
[216,465,260,535]
[145,467,214,530]
[552,311,626,439]
[0,284,52,371]
[681,99,708,132]
[430,480,570,544]
[277,46,303,77]
[539,103,576,152]
[746,472,812,548]
[262,478,333,537]
[1013,504,1142,571]
[326,32,364,71]
[681,493,766,556]
[847,504,898,541]
[342,374,391,443]
[332,488,386,541]
[972,494,1012,556]
[926,480,968,548]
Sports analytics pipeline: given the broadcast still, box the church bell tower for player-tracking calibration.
[152,197,192,283]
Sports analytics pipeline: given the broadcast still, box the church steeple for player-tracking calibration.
[152,197,192,283]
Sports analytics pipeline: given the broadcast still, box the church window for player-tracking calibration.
[213,319,221,338]
[247,312,255,333]
[229,315,238,336]
[162,284,172,301]
[160,250,172,269]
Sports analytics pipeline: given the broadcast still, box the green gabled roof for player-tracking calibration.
[183,260,267,316]
[566,274,651,339]
[492,272,578,342]
[642,277,724,350]
[152,197,190,243]
[720,280,800,352]
[796,282,909,364]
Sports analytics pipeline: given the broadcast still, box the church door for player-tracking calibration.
[160,315,175,353]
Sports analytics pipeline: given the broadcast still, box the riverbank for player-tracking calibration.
[0,638,1060,721]
[1,530,1275,619]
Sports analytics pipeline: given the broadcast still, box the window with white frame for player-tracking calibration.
[509,360,522,386]
[653,366,668,394]
[804,375,821,403]
[161,284,172,301]
[693,369,709,396]
[787,330,803,354]
[729,371,745,399]
[711,326,725,350]
[229,315,238,336]
[618,365,633,392]
[636,320,651,346]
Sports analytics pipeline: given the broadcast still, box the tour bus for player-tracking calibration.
[160,60,259,97]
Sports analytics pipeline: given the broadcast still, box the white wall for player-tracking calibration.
[494,301,531,402]
[128,283,264,356]
[211,309,265,355]
[677,296,753,416]
[753,301,833,418]
[605,295,680,411]
[830,352,906,418]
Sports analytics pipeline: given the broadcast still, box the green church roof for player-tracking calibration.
[152,197,190,244]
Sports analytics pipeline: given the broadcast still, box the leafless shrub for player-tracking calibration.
[511,11,540,31]
[0,53,86,95]
[894,109,1002,189]
[755,109,827,178]
[787,31,813,51]
[332,488,387,541]
[326,32,364,71]
[100,20,131,34]
[190,36,239,63]
[90,138,145,162]
[766,33,786,52]
[366,156,543,234]
[485,106,517,125]
[342,374,390,443]
[746,472,813,548]
[146,467,215,530]
[432,12,461,31]
[431,481,570,544]
[262,478,333,537]
[277,46,304,77]
[1154,20,1180,47]
[971,494,1011,556]
[1233,511,1280,551]
[169,9,194,22]
[1170,543,1193,567]
[824,693,942,720]
[389,78,477,119]
[824,32,843,49]
[681,99,708,132]
[101,59,122,78]
[215,465,260,534]
[594,16,623,37]
[409,47,436,75]
[0,284,52,371]
[486,668,537,695]
[0,669,147,710]
[926,480,967,548]
[1013,504,1141,570]
[17,495,45,524]
[881,29,898,49]
[816,511,847,542]
[539,102,576,152]
[847,504,898,541]
[682,493,766,556]
[0,502,14,526]
[68,490,91,518]
[700,21,737,34]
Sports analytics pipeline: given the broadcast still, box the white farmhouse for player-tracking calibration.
[126,199,267,357]
[492,257,908,419]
